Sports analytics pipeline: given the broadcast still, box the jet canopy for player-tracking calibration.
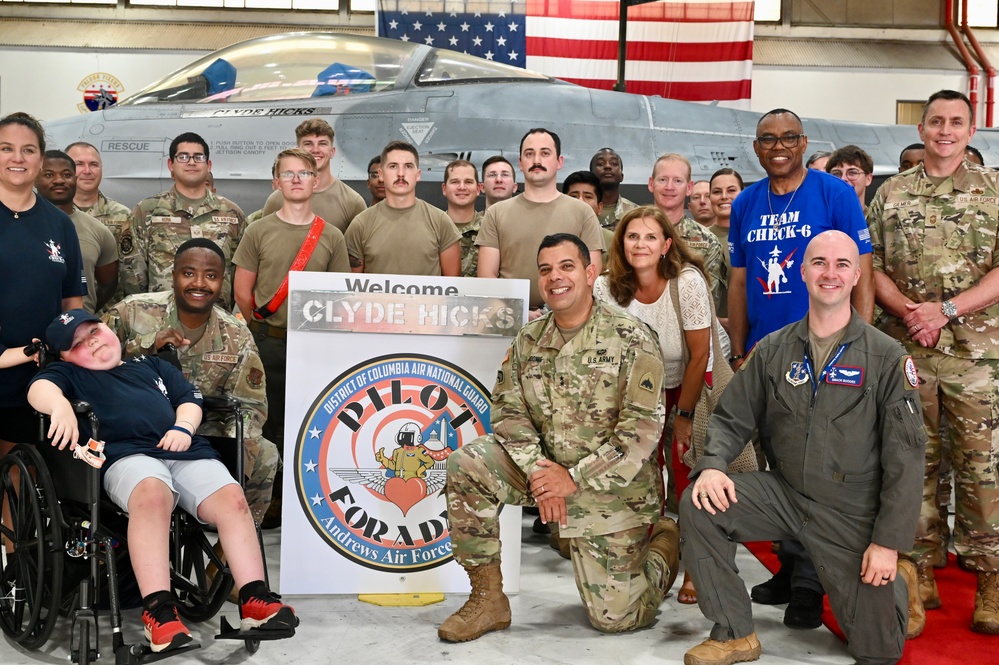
[122,31,549,106]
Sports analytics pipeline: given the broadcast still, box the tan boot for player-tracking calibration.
[684,631,761,665]
[438,564,511,642]
[897,558,925,639]
[971,571,999,635]
[917,563,941,609]
[648,517,681,596]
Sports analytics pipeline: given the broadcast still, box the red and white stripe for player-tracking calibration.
[525,0,754,108]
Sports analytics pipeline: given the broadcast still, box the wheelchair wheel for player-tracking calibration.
[171,517,232,623]
[74,619,91,665]
[0,444,64,648]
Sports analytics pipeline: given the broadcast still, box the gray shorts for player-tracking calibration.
[104,455,238,523]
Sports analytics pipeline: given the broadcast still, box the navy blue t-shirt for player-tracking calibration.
[32,355,219,469]
[729,170,872,350]
[0,197,87,406]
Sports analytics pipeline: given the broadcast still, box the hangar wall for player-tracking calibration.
[0,46,204,121]
[750,67,970,125]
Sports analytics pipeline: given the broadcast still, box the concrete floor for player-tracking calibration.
[1,515,854,665]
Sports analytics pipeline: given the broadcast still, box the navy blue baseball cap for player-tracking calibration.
[45,309,101,352]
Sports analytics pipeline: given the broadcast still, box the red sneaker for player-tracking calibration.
[141,604,193,652]
[239,591,299,631]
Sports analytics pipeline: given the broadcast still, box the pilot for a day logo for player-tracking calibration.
[296,354,490,573]
[77,73,124,113]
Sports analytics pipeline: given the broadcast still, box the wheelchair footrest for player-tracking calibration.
[215,615,296,641]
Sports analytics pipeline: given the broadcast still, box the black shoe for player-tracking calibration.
[750,565,793,605]
[783,588,824,630]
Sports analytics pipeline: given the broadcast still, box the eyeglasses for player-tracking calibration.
[277,170,315,181]
[829,168,868,180]
[173,153,208,163]
[368,171,381,179]
[755,134,805,150]
[484,171,513,180]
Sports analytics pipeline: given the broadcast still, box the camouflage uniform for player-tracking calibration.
[78,191,132,246]
[867,159,999,571]
[103,291,278,524]
[597,196,640,231]
[455,212,482,278]
[447,300,670,631]
[79,191,134,310]
[677,216,726,313]
[120,187,245,309]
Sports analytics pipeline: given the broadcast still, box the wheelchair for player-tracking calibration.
[0,348,288,663]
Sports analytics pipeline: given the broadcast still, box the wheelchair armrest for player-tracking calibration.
[69,399,92,414]
[202,394,240,412]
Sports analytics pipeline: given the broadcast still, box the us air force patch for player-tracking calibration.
[902,356,919,390]
[295,354,490,572]
[786,361,809,387]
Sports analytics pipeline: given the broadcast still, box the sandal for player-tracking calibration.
[678,571,698,604]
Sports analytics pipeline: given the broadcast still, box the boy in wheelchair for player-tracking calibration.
[27,309,299,653]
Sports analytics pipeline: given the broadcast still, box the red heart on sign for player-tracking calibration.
[384,476,428,516]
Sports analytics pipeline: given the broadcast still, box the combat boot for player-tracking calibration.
[438,564,511,642]
[647,517,681,595]
[897,558,924,639]
[684,631,761,665]
[917,563,941,609]
[971,571,999,635]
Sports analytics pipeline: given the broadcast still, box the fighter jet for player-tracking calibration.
[43,31,999,211]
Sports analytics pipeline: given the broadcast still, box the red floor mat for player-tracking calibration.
[742,542,995,664]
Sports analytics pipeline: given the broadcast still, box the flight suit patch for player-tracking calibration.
[902,356,919,390]
[825,365,864,387]
[119,233,134,255]
[786,362,808,386]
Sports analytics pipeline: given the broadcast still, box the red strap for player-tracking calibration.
[253,215,325,320]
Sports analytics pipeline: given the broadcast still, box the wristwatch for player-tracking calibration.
[941,300,958,319]
[676,408,695,420]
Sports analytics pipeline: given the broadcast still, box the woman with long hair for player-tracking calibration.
[593,205,715,605]
[708,167,744,330]
[0,112,85,452]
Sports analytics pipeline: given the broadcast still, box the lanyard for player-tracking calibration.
[802,343,848,396]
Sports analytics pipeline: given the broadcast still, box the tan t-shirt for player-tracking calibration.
[344,199,461,276]
[232,213,351,327]
[70,209,118,312]
[261,178,366,234]
[476,193,604,308]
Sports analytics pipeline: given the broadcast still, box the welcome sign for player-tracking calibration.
[281,272,529,594]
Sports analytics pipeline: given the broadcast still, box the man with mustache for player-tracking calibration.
[477,128,604,320]
[344,140,461,276]
[104,238,279,527]
[727,108,874,631]
[36,150,118,313]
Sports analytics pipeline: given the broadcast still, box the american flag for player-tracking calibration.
[377,0,754,108]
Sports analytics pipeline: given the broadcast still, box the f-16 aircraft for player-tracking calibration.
[44,31,999,211]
